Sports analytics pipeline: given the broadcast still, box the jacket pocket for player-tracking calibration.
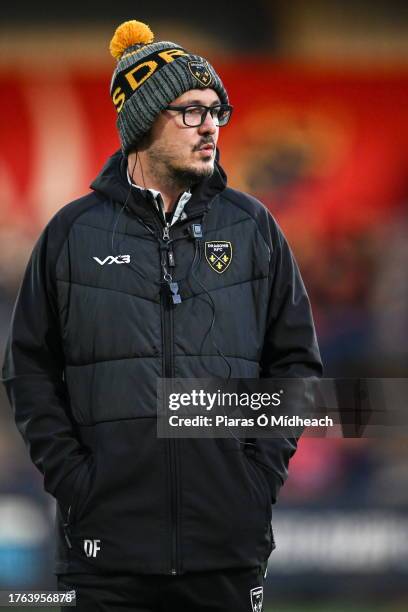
[243,452,272,519]
[218,440,271,517]
[65,457,93,527]
[244,453,276,558]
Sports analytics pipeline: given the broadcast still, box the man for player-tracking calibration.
[2,20,322,612]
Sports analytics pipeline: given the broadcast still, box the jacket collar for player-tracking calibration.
[90,149,227,226]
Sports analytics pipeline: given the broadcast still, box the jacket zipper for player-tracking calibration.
[139,205,204,575]
[159,212,206,574]
[159,223,180,576]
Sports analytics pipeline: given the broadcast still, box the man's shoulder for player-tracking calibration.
[41,191,108,264]
[221,187,271,223]
[45,190,116,246]
[219,186,278,245]
[48,191,105,231]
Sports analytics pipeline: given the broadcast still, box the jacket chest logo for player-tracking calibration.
[93,255,130,265]
[205,241,232,274]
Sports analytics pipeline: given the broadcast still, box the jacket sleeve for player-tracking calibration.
[250,213,323,504]
[1,222,90,513]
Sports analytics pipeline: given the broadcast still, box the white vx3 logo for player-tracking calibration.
[93,255,131,265]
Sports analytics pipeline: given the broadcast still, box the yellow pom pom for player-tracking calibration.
[109,20,154,61]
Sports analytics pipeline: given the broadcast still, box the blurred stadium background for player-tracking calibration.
[0,1,407,610]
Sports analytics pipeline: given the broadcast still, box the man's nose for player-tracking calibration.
[198,110,218,134]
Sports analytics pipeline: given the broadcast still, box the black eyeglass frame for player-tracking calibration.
[165,103,233,127]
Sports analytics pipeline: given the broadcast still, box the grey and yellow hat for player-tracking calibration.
[109,20,229,153]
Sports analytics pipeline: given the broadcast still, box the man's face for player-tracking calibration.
[142,88,221,185]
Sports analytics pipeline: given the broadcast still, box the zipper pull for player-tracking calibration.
[169,282,182,304]
[168,248,175,268]
[160,224,180,303]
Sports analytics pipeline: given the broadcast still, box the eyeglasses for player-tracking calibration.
[165,104,233,127]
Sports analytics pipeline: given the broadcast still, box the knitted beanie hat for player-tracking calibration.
[109,20,229,153]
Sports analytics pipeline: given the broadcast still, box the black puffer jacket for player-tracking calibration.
[2,150,322,576]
